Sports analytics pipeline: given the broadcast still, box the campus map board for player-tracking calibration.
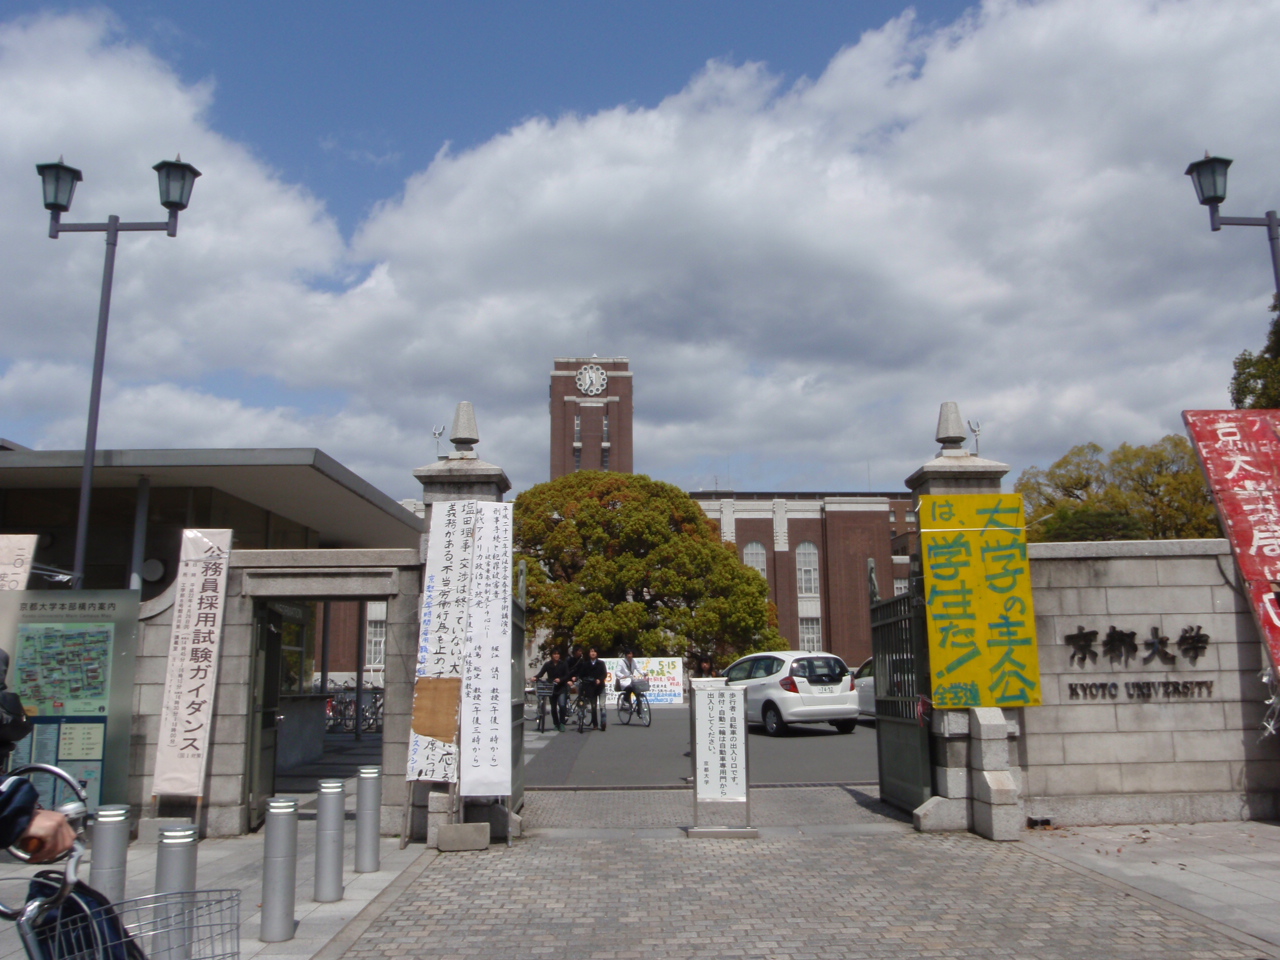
[0,590,139,811]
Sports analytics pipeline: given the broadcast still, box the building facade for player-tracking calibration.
[692,492,917,668]
[549,357,633,479]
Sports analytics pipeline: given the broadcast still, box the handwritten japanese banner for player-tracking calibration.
[407,501,477,783]
[693,686,747,802]
[460,502,513,797]
[1184,410,1280,672]
[0,536,36,592]
[152,529,231,797]
[919,495,1041,708]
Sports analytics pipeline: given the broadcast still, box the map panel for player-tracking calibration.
[14,623,113,716]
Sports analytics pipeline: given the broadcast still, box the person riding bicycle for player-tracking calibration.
[573,647,608,731]
[534,649,569,732]
[615,649,648,711]
[0,651,74,863]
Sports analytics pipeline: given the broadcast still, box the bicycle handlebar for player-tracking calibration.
[0,764,91,924]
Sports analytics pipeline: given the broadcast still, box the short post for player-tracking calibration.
[355,766,381,873]
[259,798,298,943]
[154,825,199,960]
[88,805,130,903]
[313,779,345,902]
[154,825,198,894]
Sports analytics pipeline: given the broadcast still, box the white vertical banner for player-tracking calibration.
[152,529,232,798]
[0,535,37,591]
[693,686,748,802]
[460,502,513,797]
[407,501,477,782]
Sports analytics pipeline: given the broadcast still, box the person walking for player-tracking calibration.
[534,649,569,731]
[575,647,608,730]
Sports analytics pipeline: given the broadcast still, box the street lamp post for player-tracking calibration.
[36,157,201,589]
[1186,154,1280,296]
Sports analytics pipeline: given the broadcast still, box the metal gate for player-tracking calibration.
[871,555,933,813]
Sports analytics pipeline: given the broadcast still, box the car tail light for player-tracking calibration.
[779,676,798,693]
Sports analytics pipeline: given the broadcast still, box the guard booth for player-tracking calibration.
[870,553,932,812]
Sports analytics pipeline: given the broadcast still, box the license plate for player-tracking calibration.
[813,685,835,694]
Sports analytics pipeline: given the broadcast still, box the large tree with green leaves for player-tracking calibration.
[1231,294,1280,409]
[1014,435,1218,542]
[514,471,785,662]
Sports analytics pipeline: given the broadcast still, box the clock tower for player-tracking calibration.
[549,357,633,479]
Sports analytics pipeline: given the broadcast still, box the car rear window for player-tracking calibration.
[790,657,847,683]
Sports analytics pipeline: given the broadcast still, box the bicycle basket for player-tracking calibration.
[24,877,239,960]
[632,679,650,693]
[535,681,556,697]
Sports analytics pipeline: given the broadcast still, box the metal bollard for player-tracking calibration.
[313,779,345,902]
[88,805,130,903]
[260,798,298,943]
[154,825,198,894]
[355,766,381,873]
[155,825,199,960]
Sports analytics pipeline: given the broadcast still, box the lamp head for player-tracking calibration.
[1185,154,1232,206]
[153,157,201,211]
[35,160,82,212]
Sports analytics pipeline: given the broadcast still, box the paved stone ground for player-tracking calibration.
[341,829,1268,960]
[522,787,909,829]
[1025,820,1280,949]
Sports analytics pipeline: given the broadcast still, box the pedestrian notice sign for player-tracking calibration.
[692,685,747,802]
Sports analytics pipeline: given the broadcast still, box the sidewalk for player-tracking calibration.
[0,775,429,960]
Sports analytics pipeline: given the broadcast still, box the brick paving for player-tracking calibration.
[340,789,1269,960]
[521,786,908,829]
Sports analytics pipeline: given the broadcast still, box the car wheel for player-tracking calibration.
[763,704,786,737]
[832,720,857,734]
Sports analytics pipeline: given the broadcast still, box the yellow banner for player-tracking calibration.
[919,494,1041,708]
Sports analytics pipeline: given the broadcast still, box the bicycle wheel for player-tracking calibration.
[637,695,651,727]
[523,689,539,722]
[576,697,587,733]
[536,696,547,733]
[616,693,632,725]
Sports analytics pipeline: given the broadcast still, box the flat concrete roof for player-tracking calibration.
[0,448,423,549]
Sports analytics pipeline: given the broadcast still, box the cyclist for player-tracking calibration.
[573,647,608,731]
[0,781,74,861]
[615,649,648,712]
[534,649,569,732]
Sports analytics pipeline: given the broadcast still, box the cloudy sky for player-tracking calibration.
[1,0,1278,503]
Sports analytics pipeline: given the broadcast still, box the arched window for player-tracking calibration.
[742,541,767,576]
[796,542,820,596]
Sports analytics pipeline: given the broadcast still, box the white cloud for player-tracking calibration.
[2,1,1279,502]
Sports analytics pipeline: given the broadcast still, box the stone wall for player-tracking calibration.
[134,548,421,836]
[1020,539,1280,825]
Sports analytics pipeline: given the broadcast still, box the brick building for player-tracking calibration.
[692,492,918,668]
[549,357,633,479]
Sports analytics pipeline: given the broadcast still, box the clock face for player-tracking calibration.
[575,364,607,396]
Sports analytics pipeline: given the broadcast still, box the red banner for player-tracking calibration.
[1183,409,1280,671]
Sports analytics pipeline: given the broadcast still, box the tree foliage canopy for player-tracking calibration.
[1231,294,1280,409]
[1014,436,1218,542]
[513,471,785,662]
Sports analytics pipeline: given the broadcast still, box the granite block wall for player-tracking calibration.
[1020,539,1280,825]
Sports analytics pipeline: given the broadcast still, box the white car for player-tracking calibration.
[854,657,875,721]
[722,650,859,736]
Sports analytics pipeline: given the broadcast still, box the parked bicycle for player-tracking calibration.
[0,763,241,960]
[616,678,652,726]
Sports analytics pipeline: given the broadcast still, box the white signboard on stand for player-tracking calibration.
[152,529,232,798]
[460,501,513,797]
[692,684,748,802]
